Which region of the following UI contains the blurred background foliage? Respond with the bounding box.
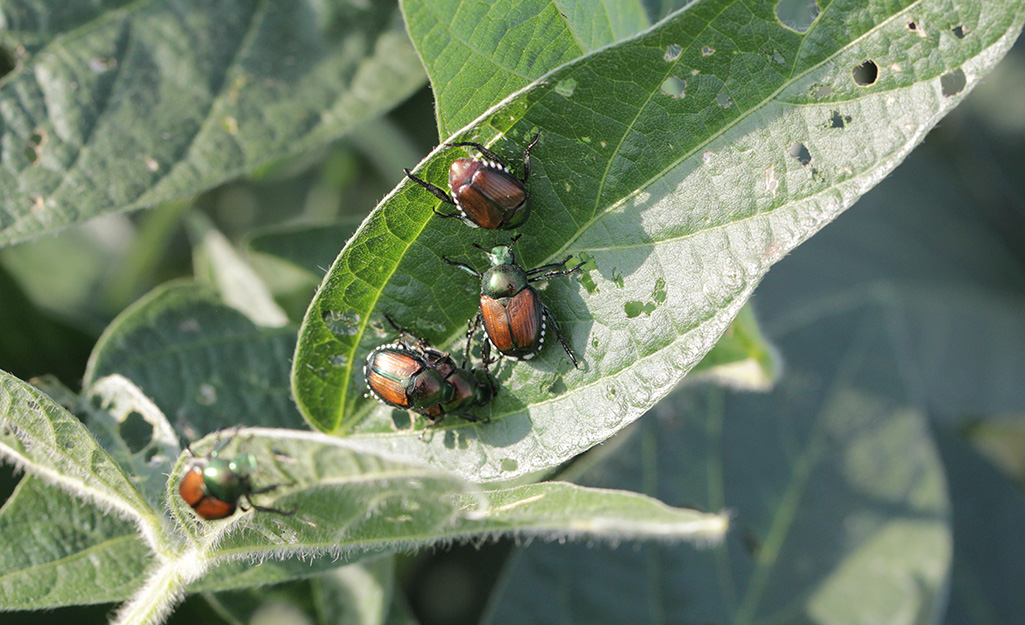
[1,11,1024,625]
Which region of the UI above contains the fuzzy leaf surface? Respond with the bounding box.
[294,0,1025,481]
[0,476,148,609]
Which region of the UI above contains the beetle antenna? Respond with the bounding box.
[471,243,488,253]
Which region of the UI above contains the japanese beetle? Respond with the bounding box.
[443,235,584,368]
[403,134,540,230]
[179,431,295,520]
[364,315,496,424]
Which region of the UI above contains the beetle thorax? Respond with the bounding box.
[482,264,527,297]
[449,158,476,188]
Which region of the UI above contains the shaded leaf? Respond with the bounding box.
[482,292,950,624]
[690,303,779,391]
[203,559,395,625]
[84,281,303,437]
[0,0,425,246]
[935,428,1025,625]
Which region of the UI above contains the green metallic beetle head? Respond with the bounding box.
[201,453,256,504]
[486,244,516,267]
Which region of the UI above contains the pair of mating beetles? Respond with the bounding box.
[364,134,584,425]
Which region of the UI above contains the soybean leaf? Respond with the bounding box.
[402,0,654,136]
[294,0,1025,481]
[935,429,1025,625]
[0,370,164,547]
[84,281,303,438]
[759,142,1025,423]
[246,221,363,280]
[202,559,396,625]
[0,475,148,609]
[475,482,726,540]
[481,298,950,624]
[0,0,424,247]
[690,304,779,391]
[187,213,289,329]
[109,427,715,621]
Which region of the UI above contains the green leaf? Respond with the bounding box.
[84,375,182,507]
[481,305,950,623]
[246,221,363,280]
[0,370,161,540]
[475,482,726,539]
[402,0,654,136]
[0,1,425,247]
[759,149,1025,422]
[690,303,779,391]
[293,0,1025,481]
[0,476,148,609]
[934,429,1025,625]
[187,212,289,328]
[203,559,396,625]
[84,281,303,436]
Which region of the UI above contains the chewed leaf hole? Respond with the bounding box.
[811,84,832,98]
[952,25,966,39]
[776,0,820,33]
[120,411,154,454]
[941,69,966,96]
[788,143,812,166]
[853,60,878,86]
[555,77,577,97]
[716,92,732,108]
[660,76,687,99]
[664,44,682,62]
[828,110,852,128]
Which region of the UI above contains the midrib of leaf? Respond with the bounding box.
[0,435,170,552]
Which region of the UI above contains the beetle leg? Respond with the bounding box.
[462,313,483,368]
[521,133,540,182]
[447,141,505,166]
[442,256,483,278]
[404,168,456,205]
[526,255,574,276]
[543,306,581,369]
[457,412,490,424]
[244,494,298,516]
[383,313,431,350]
[528,260,586,283]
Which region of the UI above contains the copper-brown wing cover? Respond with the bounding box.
[481,289,539,355]
[367,350,422,407]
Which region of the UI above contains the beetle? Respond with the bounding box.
[443,235,584,368]
[364,315,496,424]
[403,133,540,230]
[179,430,296,520]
